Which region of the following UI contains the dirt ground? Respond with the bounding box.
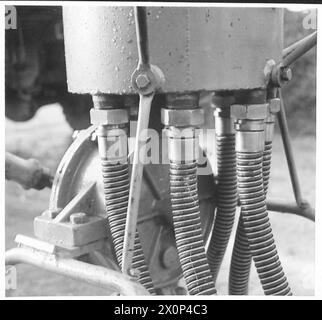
[5,103,315,296]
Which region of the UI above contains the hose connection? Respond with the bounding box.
[91,94,156,294]
[161,93,217,295]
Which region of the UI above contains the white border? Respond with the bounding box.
[0,1,320,301]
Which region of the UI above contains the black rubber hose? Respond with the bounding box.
[234,151,292,295]
[207,133,237,283]
[229,141,274,295]
[170,160,217,295]
[101,159,156,295]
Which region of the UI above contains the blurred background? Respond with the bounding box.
[283,8,316,136]
[5,7,316,296]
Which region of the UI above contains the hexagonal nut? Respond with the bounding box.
[70,212,88,225]
[230,103,269,120]
[281,68,292,82]
[135,74,150,89]
[90,108,129,126]
[268,98,281,114]
[161,108,204,127]
[131,69,155,95]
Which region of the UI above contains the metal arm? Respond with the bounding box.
[283,31,317,68]
[122,7,164,275]
[276,88,315,220]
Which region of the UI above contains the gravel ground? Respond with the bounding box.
[5,103,315,296]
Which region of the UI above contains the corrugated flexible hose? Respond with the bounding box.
[170,160,217,295]
[230,151,292,295]
[229,141,273,294]
[101,158,156,294]
[207,133,237,283]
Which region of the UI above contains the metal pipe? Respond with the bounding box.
[277,89,305,207]
[5,247,149,296]
[283,32,317,67]
[267,201,315,222]
[236,197,315,221]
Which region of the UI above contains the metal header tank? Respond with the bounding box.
[63,7,283,94]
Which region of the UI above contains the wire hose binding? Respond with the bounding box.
[263,141,273,194]
[235,151,292,295]
[169,160,217,295]
[101,159,156,294]
[229,216,252,295]
[229,141,275,295]
[207,133,237,283]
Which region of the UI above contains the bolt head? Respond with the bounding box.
[70,212,88,225]
[135,74,150,89]
[281,68,292,82]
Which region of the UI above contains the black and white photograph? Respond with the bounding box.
[2,2,319,303]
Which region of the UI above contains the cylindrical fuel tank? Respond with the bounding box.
[63,7,283,94]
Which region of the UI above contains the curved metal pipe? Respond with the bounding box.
[5,247,149,296]
[277,89,306,208]
[267,201,315,222]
